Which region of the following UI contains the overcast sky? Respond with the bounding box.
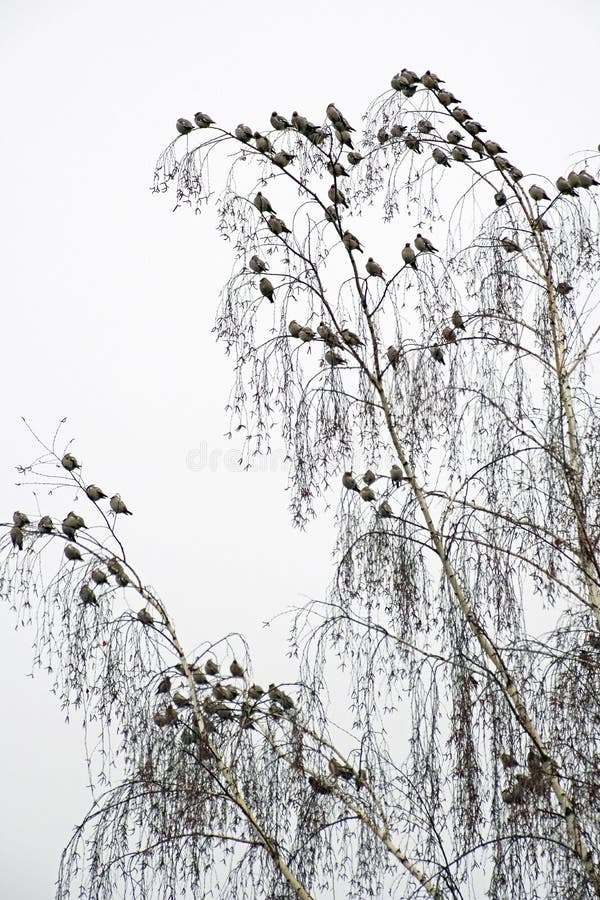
[1,0,599,896]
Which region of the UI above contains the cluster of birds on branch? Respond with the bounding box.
[340,463,411,516]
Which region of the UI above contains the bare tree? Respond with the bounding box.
[4,70,600,898]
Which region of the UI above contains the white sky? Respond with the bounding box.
[1,0,599,896]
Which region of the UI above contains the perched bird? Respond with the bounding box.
[176,118,194,135]
[194,111,214,129]
[259,276,275,303]
[451,107,472,123]
[37,515,53,534]
[110,494,132,515]
[254,132,272,153]
[451,147,470,162]
[529,184,550,202]
[62,512,86,539]
[391,72,407,90]
[451,310,466,331]
[484,140,505,156]
[91,568,108,585]
[578,170,600,188]
[464,120,486,136]
[567,171,581,189]
[267,216,291,236]
[438,89,460,106]
[400,68,419,84]
[341,328,363,348]
[386,345,400,368]
[79,584,97,606]
[317,322,342,347]
[324,349,346,366]
[442,326,457,343]
[556,176,577,196]
[268,683,295,709]
[205,659,219,676]
[272,151,295,168]
[363,469,377,485]
[415,234,438,253]
[432,147,450,167]
[360,486,376,502]
[64,543,83,561]
[501,236,521,254]
[137,608,154,625]
[249,254,268,273]
[289,320,303,338]
[494,191,507,207]
[61,453,80,471]
[291,111,308,133]
[347,151,364,165]
[173,690,191,707]
[327,161,349,178]
[324,205,339,223]
[509,166,523,182]
[247,684,264,699]
[532,216,551,232]
[212,683,232,701]
[366,257,384,278]
[298,326,315,342]
[13,511,30,527]
[193,670,209,685]
[335,129,354,149]
[326,103,354,131]
[377,127,389,144]
[328,184,348,207]
[107,557,125,576]
[390,123,407,138]
[230,659,245,678]
[10,525,23,550]
[270,111,290,130]
[329,757,354,779]
[470,138,485,158]
[235,123,253,143]
[390,464,404,485]
[404,134,422,153]
[556,282,573,296]
[378,500,393,518]
[417,119,434,134]
[446,130,462,145]
[342,230,363,253]
[342,471,360,492]
[86,484,107,502]
[421,70,440,90]
[430,345,445,364]
[401,243,417,269]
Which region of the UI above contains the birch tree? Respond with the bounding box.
[3,69,600,898]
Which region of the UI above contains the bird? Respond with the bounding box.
[471,138,485,158]
[567,171,581,189]
[62,512,86,539]
[328,184,348,207]
[532,216,552,232]
[342,471,360,492]
[230,659,245,678]
[173,690,191,707]
[378,500,393,518]
[254,133,272,153]
[194,111,214,128]
[402,244,417,269]
[363,469,377,485]
[464,120,486,136]
[387,345,400,368]
[335,129,354,149]
[529,184,550,202]
[377,127,389,145]
[289,320,303,338]
[342,230,363,253]
[327,161,349,178]
[79,584,97,606]
[341,328,363,348]
[421,71,440,90]
[417,119,434,135]
[64,544,83,561]
[578,170,600,188]
[415,234,438,253]
[291,111,308,133]
[360,486,376,502]
[451,310,466,331]
[556,176,577,196]
[366,257,384,278]
[390,123,407,138]
[235,124,253,143]
[324,350,347,366]
[451,107,472,123]
[247,684,264,699]
[268,683,294,709]
[61,453,80,471]
[212,683,232,701]
[10,525,23,550]
[91,568,108,585]
[451,147,470,162]
[329,757,354,779]
[193,670,209,685]
[272,151,294,168]
[484,140,505,156]
[442,326,457,343]
[298,327,315,342]
[317,322,342,347]
[347,151,363,165]
[391,72,407,90]
[37,515,53,534]
[270,111,290,130]
[390,464,404,485]
[432,147,450,167]
[259,276,275,303]
[86,484,107,502]
[438,90,460,106]
[205,659,219,676]
[13,511,30,527]
[136,608,153,625]
[430,345,445,364]
[110,494,132,515]
[176,118,194,135]
[446,130,462,145]
[249,254,268,273]
[494,191,507,206]
[326,103,354,131]
[404,134,421,153]
[509,166,524,182]
[324,205,339,223]
[556,282,573,296]
[501,236,521,253]
[267,216,291,236]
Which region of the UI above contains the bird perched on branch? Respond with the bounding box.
[438,89,460,106]
[267,216,291,236]
[62,512,86,539]
[230,659,245,678]
[298,327,315,342]
[342,471,360,492]
[387,345,400,368]
[442,326,457,344]
[329,757,354,779]
[259,277,275,303]
[501,236,521,254]
[326,103,354,132]
[556,176,577,196]
[430,345,445,364]
[529,184,550,202]
[451,147,470,162]
[379,500,393,518]
[272,151,295,168]
[64,543,83,561]
[484,140,505,156]
[347,151,363,165]
[235,123,253,143]
[62,453,80,471]
[268,683,294,709]
[328,184,348,208]
[366,257,384,278]
[401,244,417,269]
[254,132,272,153]
[578,170,600,188]
[270,111,290,130]
[324,349,346,366]
[176,118,194,135]
[390,123,407,139]
[194,111,214,129]
[249,254,268,273]
[360,486,376,502]
[110,494,132,515]
[318,322,343,347]
[13,511,30,527]
[10,525,23,550]
[205,659,219,676]
[91,568,108,585]
[415,234,438,254]
[79,584,97,606]
[451,107,472,123]
[464,120,486,136]
[38,515,53,534]
[342,231,363,253]
[432,147,450,167]
[452,310,466,331]
[341,328,363,348]
[446,130,462,145]
[327,161,349,178]
[254,192,276,215]
[404,134,421,153]
[377,127,389,145]
[289,320,303,338]
[363,469,377,485]
[86,484,107,502]
[390,464,404,485]
[335,129,354,149]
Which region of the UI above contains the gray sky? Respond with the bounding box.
[1,0,599,896]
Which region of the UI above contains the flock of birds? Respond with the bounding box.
[173,70,597,375]
[340,463,412,516]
